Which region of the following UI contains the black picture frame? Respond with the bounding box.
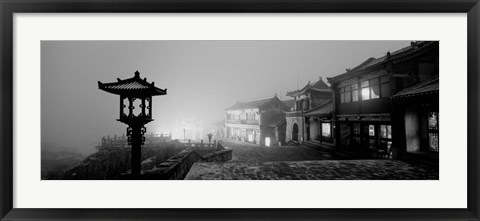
[1,0,479,220]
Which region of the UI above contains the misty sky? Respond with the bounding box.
[41,40,410,154]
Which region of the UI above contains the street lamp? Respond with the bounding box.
[98,70,167,177]
[207,133,213,144]
[183,128,186,141]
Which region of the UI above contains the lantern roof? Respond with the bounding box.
[98,71,167,96]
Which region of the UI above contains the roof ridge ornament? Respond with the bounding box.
[98,70,167,96]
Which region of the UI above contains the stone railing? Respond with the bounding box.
[133,147,233,180]
[201,149,233,162]
[140,150,202,180]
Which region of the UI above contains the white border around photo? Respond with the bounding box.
[13,13,467,208]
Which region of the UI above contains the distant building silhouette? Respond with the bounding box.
[285,77,333,147]
[224,95,290,146]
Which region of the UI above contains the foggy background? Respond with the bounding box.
[41,40,409,155]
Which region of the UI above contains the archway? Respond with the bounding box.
[292,123,299,142]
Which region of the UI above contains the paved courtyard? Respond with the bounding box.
[185,140,439,180]
[224,140,334,163]
[185,160,438,180]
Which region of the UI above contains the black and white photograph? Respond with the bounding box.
[41,40,439,180]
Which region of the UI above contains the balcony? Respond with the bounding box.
[226,119,259,125]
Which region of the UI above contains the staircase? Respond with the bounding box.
[285,140,299,146]
[303,140,331,151]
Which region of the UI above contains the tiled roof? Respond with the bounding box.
[103,81,151,90]
[98,71,167,96]
[282,99,296,110]
[349,45,414,73]
[303,100,333,117]
[392,78,439,99]
[286,77,330,97]
[226,97,274,111]
[328,41,438,83]
[310,77,330,90]
[350,57,382,72]
[264,114,286,127]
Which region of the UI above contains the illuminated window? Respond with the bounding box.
[379,125,392,155]
[340,84,358,104]
[361,78,383,100]
[369,125,375,136]
[428,112,439,152]
[370,78,379,99]
[429,133,439,152]
[380,125,392,139]
[321,122,333,143]
[322,123,331,137]
[428,112,439,130]
[371,85,380,99]
[352,84,359,102]
[361,87,370,100]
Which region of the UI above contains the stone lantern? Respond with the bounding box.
[98,70,167,176]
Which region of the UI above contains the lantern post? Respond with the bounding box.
[98,71,167,177]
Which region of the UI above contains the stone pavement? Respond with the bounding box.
[184,140,438,180]
[223,140,334,163]
[185,160,439,180]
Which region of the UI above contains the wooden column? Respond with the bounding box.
[141,97,146,116]
[130,124,142,176]
[128,97,133,117]
[120,96,124,119]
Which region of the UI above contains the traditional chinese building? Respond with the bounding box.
[285,77,334,148]
[225,95,290,146]
[327,41,439,158]
[391,77,439,154]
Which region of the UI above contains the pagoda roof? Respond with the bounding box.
[264,114,286,127]
[226,97,273,111]
[328,41,438,84]
[303,100,333,117]
[98,71,167,96]
[282,99,296,111]
[392,77,438,99]
[286,77,330,97]
[226,96,288,111]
